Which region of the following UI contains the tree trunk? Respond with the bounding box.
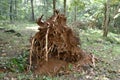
[0,0,1,15]
[113,3,120,27]
[10,0,13,22]
[74,5,77,21]
[44,0,48,19]
[31,0,35,21]
[46,0,48,18]
[53,0,56,15]
[14,0,17,20]
[64,0,66,15]
[103,0,110,37]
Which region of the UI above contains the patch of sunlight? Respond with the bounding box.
[26,26,39,31]
[107,32,120,44]
[112,45,120,55]
[86,29,102,34]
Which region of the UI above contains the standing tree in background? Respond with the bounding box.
[44,0,49,19]
[14,0,17,20]
[64,0,66,15]
[103,0,110,37]
[10,0,13,22]
[53,0,56,15]
[46,0,48,19]
[31,0,35,21]
[74,4,77,21]
[69,0,85,22]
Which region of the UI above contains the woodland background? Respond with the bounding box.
[0,0,120,35]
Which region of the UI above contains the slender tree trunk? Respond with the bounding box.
[64,0,66,15]
[46,0,48,19]
[44,0,46,18]
[0,0,1,15]
[113,3,120,27]
[31,0,35,21]
[53,0,56,15]
[10,0,13,22]
[103,0,110,37]
[14,0,17,20]
[44,0,48,19]
[74,5,77,21]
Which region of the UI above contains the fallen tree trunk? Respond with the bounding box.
[29,10,95,76]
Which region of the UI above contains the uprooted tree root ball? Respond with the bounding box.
[29,10,96,76]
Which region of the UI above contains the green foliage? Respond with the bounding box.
[6,50,28,72]
[70,0,85,9]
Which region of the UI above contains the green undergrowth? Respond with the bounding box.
[80,29,120,61]
[0,50,28,72]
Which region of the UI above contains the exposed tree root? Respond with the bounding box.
[29,10,96,75]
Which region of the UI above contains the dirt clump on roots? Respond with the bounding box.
[29,10,95,76]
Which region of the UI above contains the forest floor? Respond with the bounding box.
[0,22,120,80]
